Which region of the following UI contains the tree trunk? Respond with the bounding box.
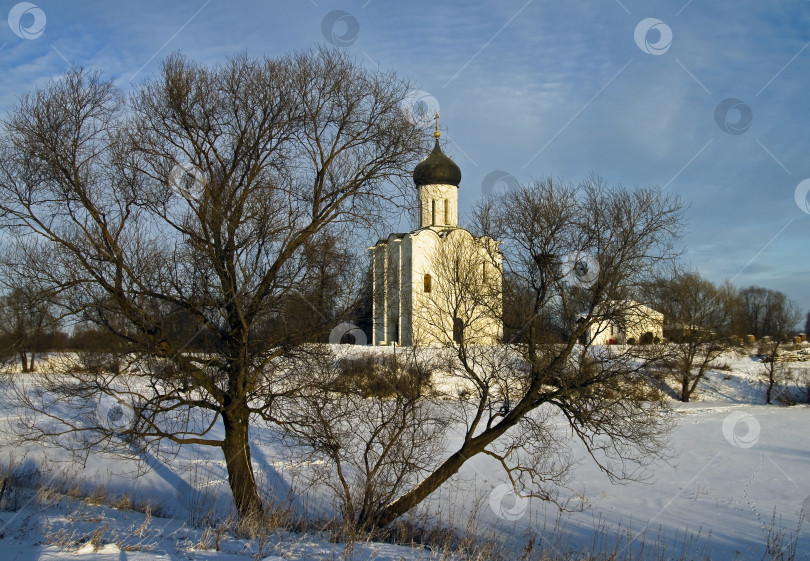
[681,373,691,402]
[371,397,531,528]
[765,342,781,405]
[370,449,470,528]
[222,407,263,519]
[19,351,28,373]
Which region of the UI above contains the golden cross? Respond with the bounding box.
[434,112,440,138]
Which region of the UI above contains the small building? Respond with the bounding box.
[583,301,664,345]
[369,121,502,346]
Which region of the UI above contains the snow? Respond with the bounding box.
[2,348,810,560]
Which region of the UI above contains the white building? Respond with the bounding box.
[583,301,664,345]
[369,124,502,346]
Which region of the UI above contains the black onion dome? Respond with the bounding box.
[413,139,461,187]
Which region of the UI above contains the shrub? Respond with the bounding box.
[330,354,432,398]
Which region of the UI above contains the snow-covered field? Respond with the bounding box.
[1,347,809,560]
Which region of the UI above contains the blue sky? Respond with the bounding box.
[1,0,808,317]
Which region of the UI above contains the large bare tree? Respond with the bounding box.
[0,48,425,518]
[368,176,684,527]
[284,176,684,529]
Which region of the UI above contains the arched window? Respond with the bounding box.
[482,261,487,282]
[424,274,432,293]
[431,200,436,225]
[444,199,450,224]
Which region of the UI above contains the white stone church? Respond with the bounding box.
[370,124,502,346]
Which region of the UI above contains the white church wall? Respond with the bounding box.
[385,237,402,345]
[371,227,503,347]
[372,244,387,345]
[400,235,414,346]
[410,229,446,346]
[444,229,503,345]
[410,229,503,346]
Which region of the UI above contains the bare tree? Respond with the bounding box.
[348,176,685,528]
[275,348,446,533]
[751,290,802,404]
[0,49,425,518]
[739,286,797,340]
[0,286,58,372]
[646,272,731,402]
[275,226,364,343]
